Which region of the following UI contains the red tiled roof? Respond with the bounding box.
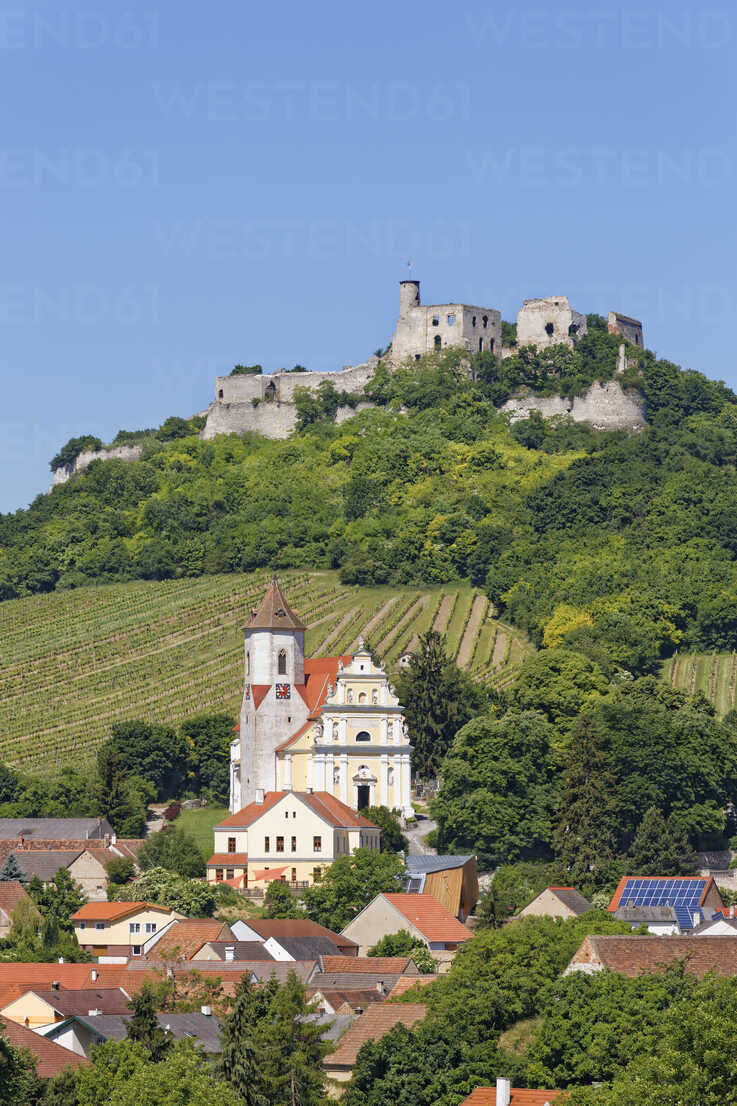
[146,920,234,962]
[461,1089,565,1105]
[72,902,171,922]
[388,976,434,998]
[216,791,378,831]
[0,1015,88,1078]
[0,881,31,919]
[608,875,713,912]
[0,965,160,1007]
[245,577,307,631]
[571,934,737,978]
[326,1004,427,1068]
[251,684,271,710]
[310,988,385,1012]
[320,956,417,975]
[206,854,248,866]
[382,894,474,944]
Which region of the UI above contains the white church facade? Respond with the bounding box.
[229,577,414,819]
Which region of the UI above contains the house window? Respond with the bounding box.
[356,730,371,742]
[285,811,289,819]
[264,837,270,852]
[228,837,236,853]
[291,836,297,852]
[226,868,234,880]
[447,313,455,325]
[414,354,421,361]
[292,811,297,818]
[276,836,284,853]
[129,923,141,934]
[313,867,322,882]
[215,869,224,882]
[278,649,287,675]
[133,944,141,955]
[79,922,85,930]
[145,923,157,934]
[291,868,297,883]
[95,922,105,931]
[313,836,322,852]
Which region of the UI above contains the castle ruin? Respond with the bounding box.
[516,295,588,350]
[390,279,502,361]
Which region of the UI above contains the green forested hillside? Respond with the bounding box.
[0,570,529,770]
[2,328,737,689]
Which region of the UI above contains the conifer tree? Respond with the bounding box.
[630,806,697,876]
[554,714,619,888]
[126,984,171,1062]
[0,853,26,884]
[218,977,269,1106]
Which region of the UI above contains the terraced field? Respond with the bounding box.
[0,572,533,771]
[663,652,737,716]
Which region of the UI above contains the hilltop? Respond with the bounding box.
[0,570,530,771]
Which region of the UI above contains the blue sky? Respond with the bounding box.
[1,0,735,512]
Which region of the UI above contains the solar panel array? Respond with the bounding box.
[619,878,707,928]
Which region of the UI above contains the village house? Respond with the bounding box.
[461,1082,565,1106]
[323,1002,427,1084]
[0,1015,89,1079]
[518,885,592,922]
[0,986,132,1029]
[565,934,737,978]
[607,875,724,931]
[71,902,184,959]
[340,893,473,960]
[0,881,35,938]
[37,1011,224,1061]
[404,854,479,921]
[230,916,358,956]
[207,789,380,888]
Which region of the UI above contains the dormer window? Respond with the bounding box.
[278,649,287,676]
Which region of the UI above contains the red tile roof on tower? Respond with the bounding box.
[245,576,307,631]
[216,792,378,831]
[381,894,474,944]
[0,1015,89,1077]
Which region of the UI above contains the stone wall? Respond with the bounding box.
[390,279,502,363]
[501,380,646,431]
[51,443,144,488]
[608,310,644,348]
[516,296,587,349]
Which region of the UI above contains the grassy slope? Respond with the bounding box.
[176,805,230,861]
[663,652,737,716]
[0,570,533,772]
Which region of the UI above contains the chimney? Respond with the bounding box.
[496,1078,511,1106]
[51,981,60,991]
[201,1004,212,1017]
[255,789,265,805]
[87,1009,101,1017]
[225,945,235,962]
[375,980,385,994]
[112,832,117,845]
[104,834,110,847]
[91,969,98,982]
[57,957,64,965]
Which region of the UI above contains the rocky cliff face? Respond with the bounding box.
[50,443,144,488]
[501,381,646,431]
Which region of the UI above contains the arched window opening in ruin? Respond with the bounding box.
[478,338,483,351]
[432,315,439,326]
[472,315,476,326]
[569,323,579,336]
[482,315,488,328]
[414,354,421,361]
[218,389,224,399]
[447,313,455,325]
[434,334,442,350]
[490,338,495,352]
[278,649,287,675]
[545,322,555,336]
[265,381,276,402]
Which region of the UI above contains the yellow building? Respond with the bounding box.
[71,901,183,958]
[231,577,414,817]
[206,790,380,887]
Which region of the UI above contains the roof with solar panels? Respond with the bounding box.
[608,875,723,929]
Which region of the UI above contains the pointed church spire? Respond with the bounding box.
[245,575,306,631]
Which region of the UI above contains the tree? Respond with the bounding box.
[433,711,558,867]
[218,977,268,1106]
[553,714,620,891]
[368,931,435,973]
[6,898,43,959]
[126,984,172,1061]
[0,1028,44,1106]
[114,867,217,917]
[475,861,568,929]
[262,880,305,920]
[100,721,189,802]
[30,868,86,931]
[396,631,488,778]
[105,856,135,890]
[74,1039,240,1106]
[302,849,406,931]
[180,714,235,805]
[0,854,26,884]
[137,827,206,879]
[358,806,408,853]
[630,806,697,876]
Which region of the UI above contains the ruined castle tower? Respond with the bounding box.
[236,576,309,808]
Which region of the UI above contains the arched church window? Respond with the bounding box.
[278,649,287,676]
[356,730,371,742]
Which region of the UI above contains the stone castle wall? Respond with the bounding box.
[50,443,144,488]
[501,380,646,431]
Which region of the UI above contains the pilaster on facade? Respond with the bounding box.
[340,753,348,804]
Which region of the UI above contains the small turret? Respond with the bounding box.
[399,279,420,314]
